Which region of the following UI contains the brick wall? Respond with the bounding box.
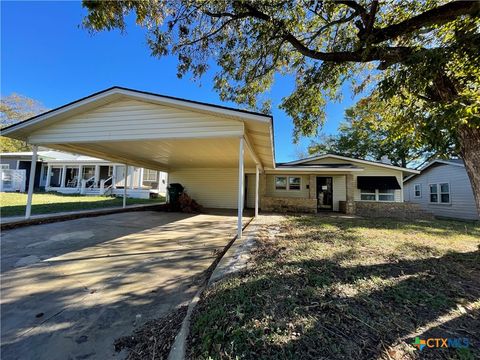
[339,201,433,220]
[261,196,317,213]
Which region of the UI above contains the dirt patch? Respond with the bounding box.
[114,306,188,360]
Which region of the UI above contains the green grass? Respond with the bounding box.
[0,192,165,217]
[189,215,480,360]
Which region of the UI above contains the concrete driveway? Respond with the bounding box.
[1,211,249,360]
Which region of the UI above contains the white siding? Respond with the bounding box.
[28,99,244,143]
[404,164,479,220]
[168,168,239,209]
[332,175,346,211]
[265,174,310,198]
[246,174,257,208]
[303,158,403,202]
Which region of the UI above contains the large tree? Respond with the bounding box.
[82,0,480,213]
[0,94,47,152]
[309,93,457,168]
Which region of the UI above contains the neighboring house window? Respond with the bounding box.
[288,177,301,190]
[361,189,396,201]
[0,164,9,169]
[144,169,157,182]
[275,176,287,190]
[414,184,421,198]
[429,183,450,204]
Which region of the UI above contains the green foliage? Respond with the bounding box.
[82,1,480,141]
[309,93,457,167]
[1,93,47,152]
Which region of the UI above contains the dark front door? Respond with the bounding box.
[316,177,333,211]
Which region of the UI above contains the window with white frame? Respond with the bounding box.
[430,183,450,204]
[144,169,157,182]
[360,189,396,201]
[288,176,301,190]
[414,184,422,198]
[275,176,287,190]
[0,164,9,169]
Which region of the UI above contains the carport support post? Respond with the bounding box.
[25,145,38,219]
[255,165,259,217]
[123,164,128,208]
[237,138,244,238]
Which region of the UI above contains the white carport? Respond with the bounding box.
[2,87,275,238]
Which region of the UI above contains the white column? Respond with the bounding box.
[138,168,144,188]
[255,165,260,217]
[129,167,134,190]
[45,164,52,188]
[123,164,128,208]
[94,165,100,187]
[60,165,67,188]
[157,171,161,192]
[112,166,117,189]
[77,165,83,188]
[237,138,244,238]
[25,145,38,219]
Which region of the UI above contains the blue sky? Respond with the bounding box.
[1,1,359,162]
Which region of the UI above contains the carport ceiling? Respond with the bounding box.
[53,137,257,171]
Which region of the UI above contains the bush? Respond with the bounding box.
[178,192,203,213]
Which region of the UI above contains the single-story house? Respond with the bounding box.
[0,150,167,198]
[404,159,479,221]
[1,86,421,236]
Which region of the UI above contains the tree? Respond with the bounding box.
[81,1,480,213]
[1,94,47,152]
[309,93,456,168]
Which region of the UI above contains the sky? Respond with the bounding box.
[1,1,360,162]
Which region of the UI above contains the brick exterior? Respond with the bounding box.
[261,196,317,213]
[339,201,433,220]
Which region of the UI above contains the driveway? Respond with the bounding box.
[0,211,250,360]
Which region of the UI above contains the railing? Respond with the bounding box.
[100,176,114,196]
[80,176,97,195]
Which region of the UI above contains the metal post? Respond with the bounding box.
[255,165,260,217]
[25,145,38,219]
[123,164,128,208]
[237,138,244,238]
[129,167,134,190]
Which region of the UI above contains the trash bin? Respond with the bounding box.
[167,183,184,210]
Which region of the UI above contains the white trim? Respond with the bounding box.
[360,189,396,202]
[268,167,364,173]
[25,145,38,219]
[428,182,451,205]
[255,165,259,217]
[283,154,420,174]
[414,183,422,198]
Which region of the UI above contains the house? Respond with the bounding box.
[0,150,167,198]
[404,159,479,221]
[1,86,422,236]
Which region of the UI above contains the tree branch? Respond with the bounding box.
[368,1,480,43]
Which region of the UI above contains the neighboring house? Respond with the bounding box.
[404,159,479,221]
[0,150,167,198]
[1,87,423,236]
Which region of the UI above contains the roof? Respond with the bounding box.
[282,154,419,174]
[1,86,272,135]
[404,158,464,183]
[0,150,103,162]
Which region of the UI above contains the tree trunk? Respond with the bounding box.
[458,124,480,217]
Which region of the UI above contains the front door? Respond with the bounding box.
[316,177,333,211]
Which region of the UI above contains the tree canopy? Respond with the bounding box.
[82,0,480,212]
[0,94,47,152]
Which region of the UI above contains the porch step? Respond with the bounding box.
[84,189,102,195]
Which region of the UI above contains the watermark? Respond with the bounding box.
[412,336,470,351]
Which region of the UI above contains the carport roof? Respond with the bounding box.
[2,87,275,171]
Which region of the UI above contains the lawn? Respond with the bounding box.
[189,215,480,360]
[0,192,165,218]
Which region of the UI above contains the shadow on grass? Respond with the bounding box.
[188,219,480,359]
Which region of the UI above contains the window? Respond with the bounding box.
[430,183,450,204]
[144,169,157,182]
[361,189,396,201]
[360,190,376,201]
[414,184,421,198]
[0,164,9,170]
[275,176,287,190]
[288,177,301,190]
